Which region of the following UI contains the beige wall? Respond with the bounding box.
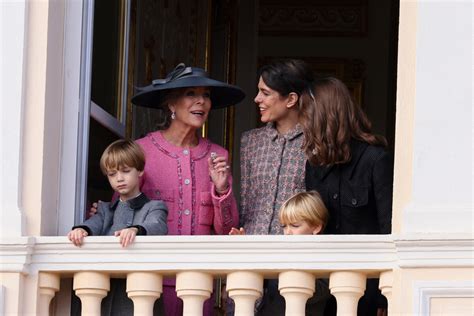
[430,297,473,315]
[392,0,417,234]
[392,268,474,315]
[0,273,24,315]
[21,0,65,236]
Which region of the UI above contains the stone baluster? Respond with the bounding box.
[126,272,163,316]
[226,271,263,316]
[73,271,110,316]
[379,270,393,313]
[279,271,315,316]
[38,272,60,316]
[329,271,366,316]
[176,271,213,316]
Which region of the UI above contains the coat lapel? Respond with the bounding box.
[344,139,368,179]
[311,163,334,181]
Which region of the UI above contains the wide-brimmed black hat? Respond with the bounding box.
[131,63,245,109]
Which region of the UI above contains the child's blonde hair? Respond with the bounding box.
[99,139,145,175]
[279,191,329,232]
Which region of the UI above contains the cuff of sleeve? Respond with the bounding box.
[128,225,147,235]
[211,183,232,200]
[72,225,92,236]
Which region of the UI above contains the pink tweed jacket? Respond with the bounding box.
[136,131,238,235]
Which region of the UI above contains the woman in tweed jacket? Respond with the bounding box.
[231,59,324,316]
[238,59,314,235]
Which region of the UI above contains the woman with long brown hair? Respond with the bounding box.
[303,76,392,315]
[303,76,392,234]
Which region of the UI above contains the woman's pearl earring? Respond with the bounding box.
[171,112,176,120]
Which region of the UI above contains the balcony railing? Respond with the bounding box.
[1,234,471,315]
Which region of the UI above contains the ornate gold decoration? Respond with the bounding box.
[259,0,368,37]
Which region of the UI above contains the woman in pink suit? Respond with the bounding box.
[131,63,245,315]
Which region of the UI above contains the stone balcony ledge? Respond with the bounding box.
[1,234,472,275]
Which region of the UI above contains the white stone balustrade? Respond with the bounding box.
[227,271,263,316]
[127,272,163,316]
[176,271,213,316]
[73,271,110,316]
[379,270,393,313]
[39,269,376,316]
[38,272,60,316]
[329,271,366,316]
[279,270,315,316]
[2,234,470,315]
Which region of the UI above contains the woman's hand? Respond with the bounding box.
[114,227,138,248]
[88,201,100,218]
[208,152,230,195]
[229,227,246,235]
[67,228,88,247]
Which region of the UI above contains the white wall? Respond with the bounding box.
[403,0,473,233]
[0,0,27,237]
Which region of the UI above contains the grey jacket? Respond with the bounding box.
[75,193,168,236]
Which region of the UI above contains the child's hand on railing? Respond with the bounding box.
[67,228,88,247]
[114,227,138,248]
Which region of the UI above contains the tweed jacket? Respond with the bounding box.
[240,123,306,235]
[75,193,168,236]
[305,139,393,234]
[136,131,239,236]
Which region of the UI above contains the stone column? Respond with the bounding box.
[176,271,213,316]
[73,271,110,316]
[279,271,315,316]
[329,271,366,316]
[226,271,263,316]
[38,272,60,316]
[379,270,393,313]
[126,272,163,316]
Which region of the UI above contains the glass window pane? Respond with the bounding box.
[86,118,120,219]
[91,0,122,118]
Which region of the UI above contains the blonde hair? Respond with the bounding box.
[99,139,145,174]
[279,191,329,232]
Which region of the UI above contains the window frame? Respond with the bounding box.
[58,0,131,234]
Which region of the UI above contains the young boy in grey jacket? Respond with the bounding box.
[68,139,168,247]
[68,139,168,315]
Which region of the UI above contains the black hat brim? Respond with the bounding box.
[131,76,245,110]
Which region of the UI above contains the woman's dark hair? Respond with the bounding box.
[302,77,387,166]
[259,59,314,98]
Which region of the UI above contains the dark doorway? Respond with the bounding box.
[84,0,400,219]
